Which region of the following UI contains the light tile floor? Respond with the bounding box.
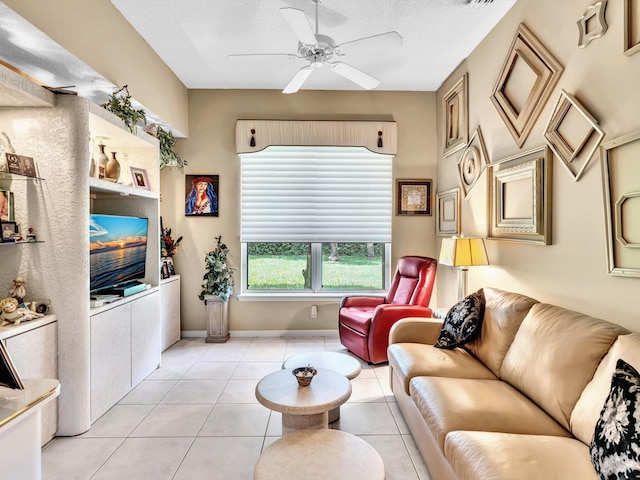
[42,336,431,480]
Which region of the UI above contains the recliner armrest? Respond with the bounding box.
[389,316,444,345]
[340,295,386,309]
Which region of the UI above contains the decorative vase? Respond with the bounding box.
[204,294,229,343]
[96,143,109,178]
[106,151,121,181]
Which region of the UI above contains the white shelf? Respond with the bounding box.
[89,177,159,199]
[0,65,55,108]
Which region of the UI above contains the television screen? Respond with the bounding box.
[90,214,149,293]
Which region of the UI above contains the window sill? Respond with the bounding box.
[237,291,386,302]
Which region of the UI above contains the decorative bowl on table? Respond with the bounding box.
[292,366,317,387]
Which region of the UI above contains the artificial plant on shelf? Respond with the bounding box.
[156,125,187,173]
[198,235,235,302]
[161,225,182,259]
[101,85,147,133]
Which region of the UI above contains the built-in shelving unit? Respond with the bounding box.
[0,64,161,437]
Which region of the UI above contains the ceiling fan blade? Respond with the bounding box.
[280,7,317,45]
[328,62,380,90]
[228,53,299,60]
[335,31,403,54]
[283,64,314,94]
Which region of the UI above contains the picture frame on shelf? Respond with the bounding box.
[442,74,469,157]
[1,221,18,241]
[601,128,640,277]
[5,153,36,178]
[0,188,14,222]
[396,179,432,216]
[0,340,24,390]
[577,1,608,48]
[491,23,564,148]
[624,0,640,56]
[543,89,604,181]
[185,175,219,217]
[5,153,22,175]
[458,126,489,201]
[435,188,460,237]
[130,166,151,190]
[487,146,552,245]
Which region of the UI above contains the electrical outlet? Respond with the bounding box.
[311,305,318,318]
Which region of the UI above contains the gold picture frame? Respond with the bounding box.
[396,179,432,216]
[543,90,605,181]
[488,146,552,245]
[601,129,640,276]
[491,24,564,148]
[442,74,468,157]
[458,126,489,201]
[436,188,460,237]
[577,1,608,48]
[624,0,640,56]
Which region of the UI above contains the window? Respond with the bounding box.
[240,146,392,296]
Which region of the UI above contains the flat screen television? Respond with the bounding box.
[89,214,149,293]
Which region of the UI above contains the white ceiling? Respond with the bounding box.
[111,0,517,92]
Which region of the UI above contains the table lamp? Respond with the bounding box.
[439,236,489,301]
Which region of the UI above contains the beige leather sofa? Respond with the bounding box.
[388,287,640,480]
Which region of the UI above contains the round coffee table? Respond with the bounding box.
[283,351,361,422]
[255,368,351,436]
[254,429,385,480]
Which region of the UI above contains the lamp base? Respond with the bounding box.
[457,268,469,302]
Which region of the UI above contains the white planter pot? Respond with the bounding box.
[204,295,229,343]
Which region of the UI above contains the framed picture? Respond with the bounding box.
[487,146,552,245]
[624,0,640,56]
[436,188,461,236]
[0,188,14,222]
[442,74,468,157]
[458,126,489,201]
[1,221,18,241]
[491,23,563,148]
[185,175,219,217]
[601,128,640,276]
[577,1,608,48]
[543,90,605,181]
[5,153,22,175]
[130,166,151,190]
[396,179,432,215]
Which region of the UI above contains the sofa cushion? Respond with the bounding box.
[589,359,640,480]
[409,376,570,451]
[464,288,538,377]
[444,431,599,480]
[571,334,640,445]
[434,289,485,349]
[388,343,496,395]
[500,303,629,431]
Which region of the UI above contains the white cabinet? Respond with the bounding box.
[160,275,181,351]
[2,318,58,445]
[131,291,161,385]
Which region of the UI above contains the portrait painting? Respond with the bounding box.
[185,174,219,217]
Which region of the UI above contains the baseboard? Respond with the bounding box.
[180,329,339,338]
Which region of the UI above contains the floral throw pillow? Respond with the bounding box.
[434,289,485,349]
[590,359,640,480]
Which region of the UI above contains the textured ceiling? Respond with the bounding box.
[111,0,517,91]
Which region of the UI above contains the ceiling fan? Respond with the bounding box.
[228,0,403,94]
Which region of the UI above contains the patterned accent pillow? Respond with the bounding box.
[434,289,485,349]
[590,359,640,480]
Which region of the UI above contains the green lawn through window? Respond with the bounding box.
[248,255,383,290]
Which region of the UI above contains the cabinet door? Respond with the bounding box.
[5,322,58,445]
[90,304,132,423]
[160,276,181,351]
[131,291,161,386]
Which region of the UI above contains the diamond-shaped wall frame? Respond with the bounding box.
[543,90,605,181]
[491,23,564,148]
[577,1,608,48]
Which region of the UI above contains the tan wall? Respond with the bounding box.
[5,0,189,135]
[161,89,437,332]
[436,0,640,331]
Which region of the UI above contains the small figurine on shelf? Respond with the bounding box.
[0,297,43,326]
[9,276,27,304]
[26,227,36,242]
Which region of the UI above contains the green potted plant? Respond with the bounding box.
[199,235,235,343]
[156,125,187,173]
[101,85,147,133]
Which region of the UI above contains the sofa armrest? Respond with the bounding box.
[389,317,444,345]
[340,295,386,309]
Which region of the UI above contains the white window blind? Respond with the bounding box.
[240,146,393,243]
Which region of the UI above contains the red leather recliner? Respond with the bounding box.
[338,255,437,364]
